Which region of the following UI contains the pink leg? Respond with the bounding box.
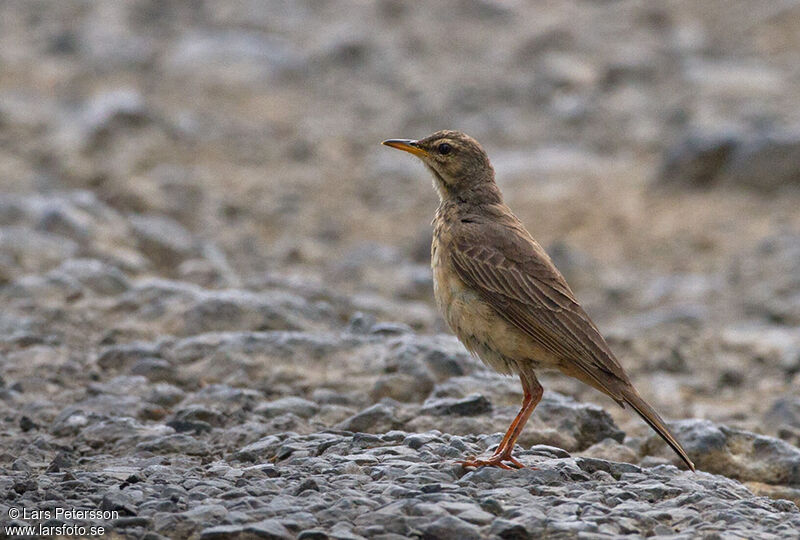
[459,372,543,469]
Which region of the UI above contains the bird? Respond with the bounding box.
[382,130,695,471]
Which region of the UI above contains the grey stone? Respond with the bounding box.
[722,132,800,190]
[54,258,129,295]
[346,312,377,334]
[645,419,800,482]
[51,409,90,437]
[83,89,148,136]
[77,416,172,450]
[579,438,639,465]
[146,383,186,407]
[658,132,738,187]
[488,518,532,539]
[659,130,800,191]
[168,405,225,432]
[231,436,282,462]
[421,515,481,540]
[370,322,414,336]
[96,342,162,371]
[129,214,195,267]
[765,396,800,429]
[384,335,480,382]
[298,531,330,540]
[200,519,292,539]
[130,357,176,382]
[136,434,209,456]
[420,394,492,416]
[165,31,306,84]
[337,403,398,433]
[256,397,320,419]
[536,393,625,451]
[101,490,138,516]
[371,373,433,403]
[0,227,79,274]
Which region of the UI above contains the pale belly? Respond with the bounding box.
[432,247,560,376]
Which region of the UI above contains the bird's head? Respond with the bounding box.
[382,130,496,202]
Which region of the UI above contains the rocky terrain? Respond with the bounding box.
[1,0,800,538]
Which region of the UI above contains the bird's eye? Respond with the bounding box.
[437,142,452,155]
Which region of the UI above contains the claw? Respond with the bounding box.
[458,453,525,470]
[503,455,526,469]
[458,457,513,469]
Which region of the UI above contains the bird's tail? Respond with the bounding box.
[621,386,695,471]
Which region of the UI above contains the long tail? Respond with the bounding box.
[621,387,695,471]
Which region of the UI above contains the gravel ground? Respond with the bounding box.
[1,1,800,538]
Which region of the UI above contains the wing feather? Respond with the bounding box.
[449,222,630,397]
[443,212,695,470]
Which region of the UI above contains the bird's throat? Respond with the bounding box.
[426,165,450,202]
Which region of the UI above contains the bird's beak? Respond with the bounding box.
[382,139,428,158]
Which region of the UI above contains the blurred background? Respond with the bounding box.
[1,1,799,446]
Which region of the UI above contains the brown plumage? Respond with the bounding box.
[383,130,695,471]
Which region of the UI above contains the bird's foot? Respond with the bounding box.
[457,453,531,470]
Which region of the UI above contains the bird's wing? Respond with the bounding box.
[449,220,630,399]
[449,216,696,471]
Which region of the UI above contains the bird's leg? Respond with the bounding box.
[459,373,543,469]
[490,390,533,457]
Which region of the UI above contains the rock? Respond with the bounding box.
[337,403,398,433]
[422,515,482,540]
[644,419,800,483]
[129,214,195,267]
[722,133,800,190]
[658,130,800,191]
[115,281,328,337]
[370,373,433,403]
[53,258,129,295]
[230,435,282,462]
[765,396,800,429]
[200,519,292,540]
[488,518,531,540]
[658,132,738,187]
[0,227,79,274]
[346,312,377,334]
[82,89,149,143]
[165,504,229,537]
[129,357,176,382]
[101,490,138,516]
[77,417,173,450]
[745,482,800,508]
[420,394,492,416]
[146,383,186,407]
[164,31,306,85]
[169,405,226,430]
[370,321,414,336]
[383,334,480,381]
[536,393,625,451]
[256,397,320,419]
[579,438,639,464]
[178,258,226,288]
[96,342,162,371]
[36,202,92,240]
[51,409,90,437]
[136,434,209,456]
[3,272,83,304]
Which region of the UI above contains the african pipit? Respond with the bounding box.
[383,130,694,471]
